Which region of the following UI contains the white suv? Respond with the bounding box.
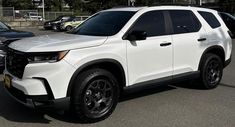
[3,6,232,122]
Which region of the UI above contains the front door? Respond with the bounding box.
[126,10,173,85]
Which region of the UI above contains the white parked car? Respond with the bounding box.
[3,6,232,122]
[24,12,43,21]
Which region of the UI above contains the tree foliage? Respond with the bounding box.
[2,0,235,14]
[3,0,33,9]
[218,0,235,14]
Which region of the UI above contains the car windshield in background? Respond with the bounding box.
[66,17,75,21]
[71,11,136,36]
[0,22,9,31]
[30,13,38,16]
[55,16,64,20]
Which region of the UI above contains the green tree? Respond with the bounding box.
[3,0,33,9]
[218,0,235,14]
[63,0,127,13]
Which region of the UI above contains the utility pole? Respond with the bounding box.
[42,0,45,20]
[199,0,202,6]
[0,0,2,17]
[128,0,135,6]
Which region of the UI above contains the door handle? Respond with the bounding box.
[160,42,172,47]
[197,38,207,41]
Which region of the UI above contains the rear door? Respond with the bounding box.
[168,10,208,75]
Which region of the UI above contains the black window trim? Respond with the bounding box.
[123,10,171,40]
[167,10,202,35]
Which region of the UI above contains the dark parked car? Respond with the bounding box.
[0,21,34,70]
[219,12,235,38]
[44,15,75,30]
[0,21,34,41]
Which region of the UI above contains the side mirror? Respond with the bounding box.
[125,31,147,41]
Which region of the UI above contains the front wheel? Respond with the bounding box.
[66,26,73,31]
[71,68,119,122]
[199,53,223,89]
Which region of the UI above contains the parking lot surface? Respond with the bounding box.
[0,28,234,127]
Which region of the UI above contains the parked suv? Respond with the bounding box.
[219,12,235,38]
[3,6,232,122]
[24,12,43,21]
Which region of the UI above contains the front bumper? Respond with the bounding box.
[3,81,70,109]
[60,25,66,31]
[3,58,76,109]
[44,24,52,29]
[3,71,71,110]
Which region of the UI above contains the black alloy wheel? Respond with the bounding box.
[200,53,223,89]
[71,68,119,122]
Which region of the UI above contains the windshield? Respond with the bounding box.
[55,16,63,20]
[67,16,76,21]
[0,22,9,31]
[30,13,38,16]
[71,11,136,36]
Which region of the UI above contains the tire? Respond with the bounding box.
[66,26,73,31]
[199,53,223,89]
[71,68,119,122]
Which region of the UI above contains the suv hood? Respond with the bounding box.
[8,33,108,52]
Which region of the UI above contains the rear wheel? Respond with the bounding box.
[71,68,119,122]
[199,53,223,89]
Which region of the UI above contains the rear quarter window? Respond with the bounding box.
[198,11,221,29]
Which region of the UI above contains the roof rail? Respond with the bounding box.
[149,3,201,7]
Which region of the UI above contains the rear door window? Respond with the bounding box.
[169,10,201,34]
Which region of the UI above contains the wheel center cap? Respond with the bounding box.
[95,92,102,99]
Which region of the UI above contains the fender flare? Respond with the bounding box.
[66,58,126,97]
[198,45,225,70]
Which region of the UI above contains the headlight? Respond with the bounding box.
[27,51,69,63]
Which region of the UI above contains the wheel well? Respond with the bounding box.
[67,59,126,97]
[199,46,225,70]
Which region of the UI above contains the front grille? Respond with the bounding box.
[6,48,28,78]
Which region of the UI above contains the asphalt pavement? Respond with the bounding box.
[0,28,234,127]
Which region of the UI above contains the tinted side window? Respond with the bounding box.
[198,11,221,28]
[169,10,201,34]
[130,11,166,37]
